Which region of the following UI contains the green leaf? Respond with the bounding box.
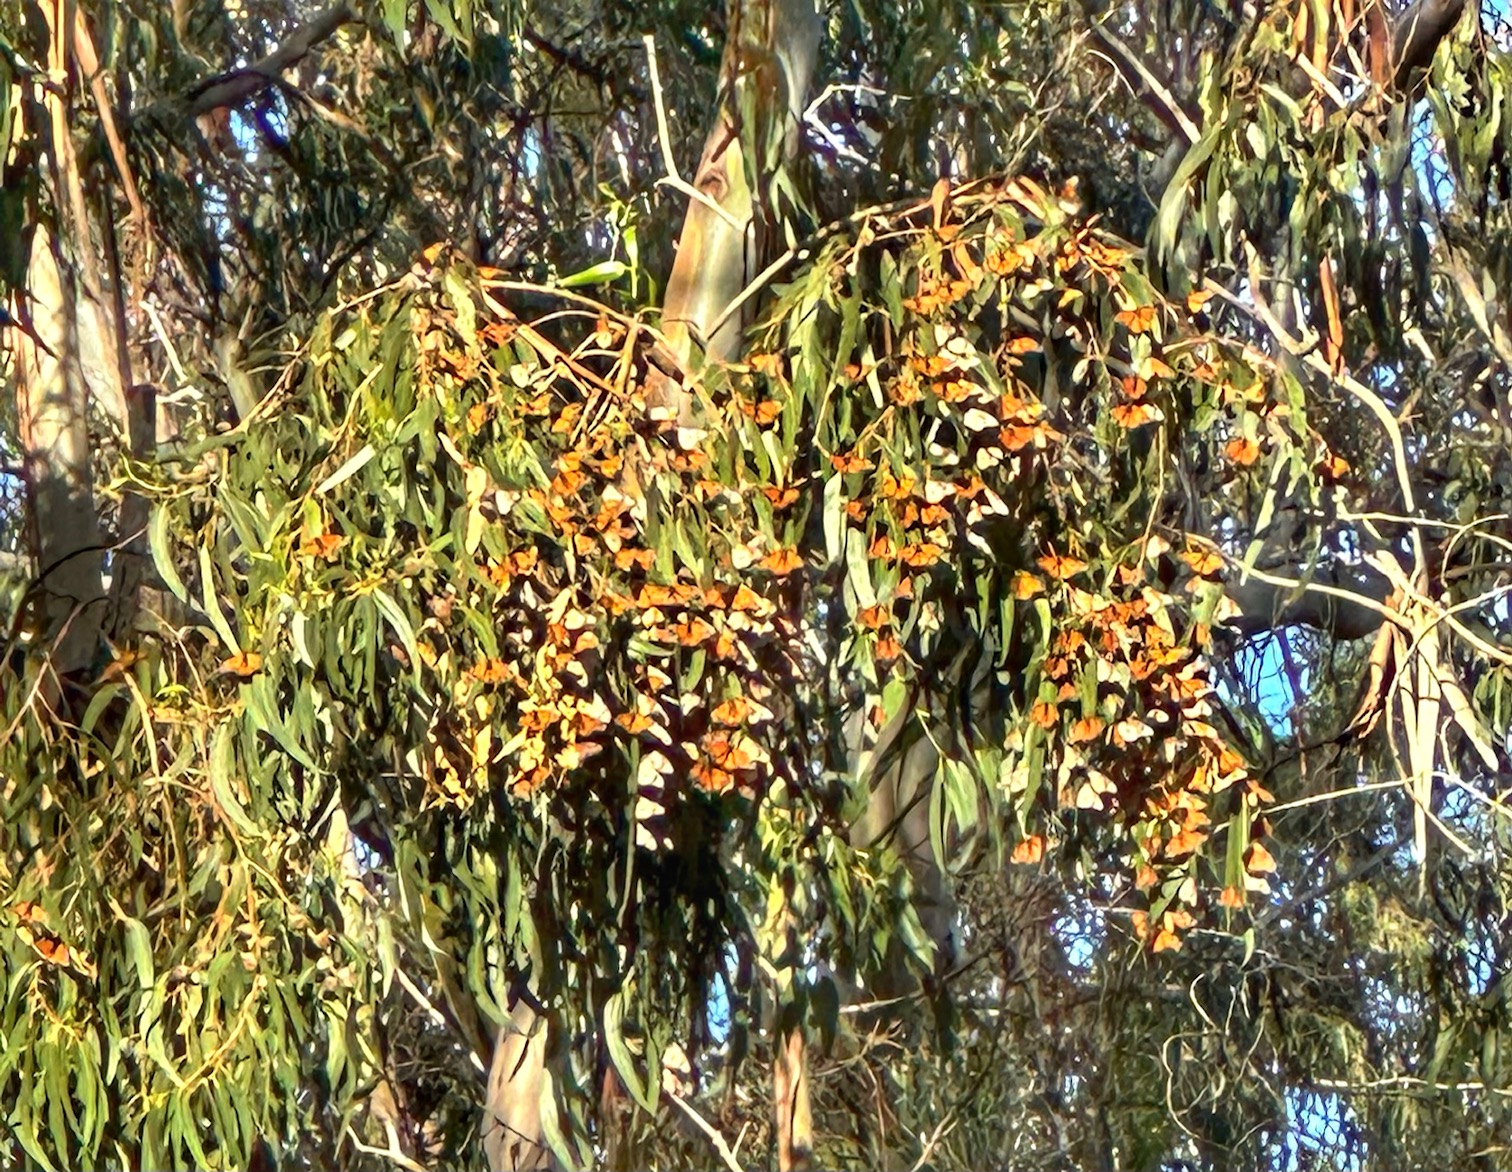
[175,1095,211,1169]
[822,474,844,564]
[291,610,316,669]
[603,984,655,1113]
[538,1063,591,1171]
[149,505,188,603]
[243,674,319,772]
[556,260,628,288]
[44,1041,70,1165]
[442,265,477,342]
[371,588,421,686]
[383,0,408,48]
[423,0,463,43]
[896,899,937,969]
[198,543,240,653]
[1153,120,1224,267]
[122,917,154,991]
[670,515,705,577]
[941,756,980,862]
[324,1005,350,1097]
[845,528,877,610]
[80,683,123,737]
[376,914,397,998]
[210,723,259,836]
[14,1087,58,1170]
[316,444,376,495]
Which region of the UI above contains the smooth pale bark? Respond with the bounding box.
[482,1000,554,1172]
[772,1023,813,1171]
[42,0,130,436]
[12,0,144,679]
[15,225,104,677]
[658,0,822,370]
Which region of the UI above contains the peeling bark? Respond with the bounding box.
[42,0,130,436]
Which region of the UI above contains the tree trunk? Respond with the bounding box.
[482,1000,553,1172]
[15,223,104,678]
[847,691,961,998]
[657,0,821,371]
[42,0,130,435]
[12,0,149,681]
[772,1020,813,1171]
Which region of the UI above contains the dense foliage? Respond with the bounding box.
[3,0,1512,1169]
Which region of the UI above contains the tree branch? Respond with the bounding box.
[668,1091,746,1172]
[1391,0,1468,88]
[1088,24,1201,146]
[183,2,356,118]
[1223,561,1396,642]
[523,27,614,89]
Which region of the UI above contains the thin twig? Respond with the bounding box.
[704,245,798,342]
[801,82,892,164]
[668,1090,745,1172]
[908,1112,958,1172]
[1207,266,1417,515]
[1313,1074,1512,1098]
[143,301,190,383]
[642,35,744,231]
[1265,777,1408,814]
[1222,558,1406,627]
[344,1125,428,1172]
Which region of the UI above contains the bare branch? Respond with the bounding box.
[1088,24,1201,146]
[668,1091,746,1172]
[1223,559,1397,642]
[184,2,356,118]
[73,11,146,227]
[1392,0,1469,87]
[642,35,745,231]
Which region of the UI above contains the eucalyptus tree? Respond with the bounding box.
[2,0,1511,1170]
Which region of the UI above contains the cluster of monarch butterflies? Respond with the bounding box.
[232,178,1337,944]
